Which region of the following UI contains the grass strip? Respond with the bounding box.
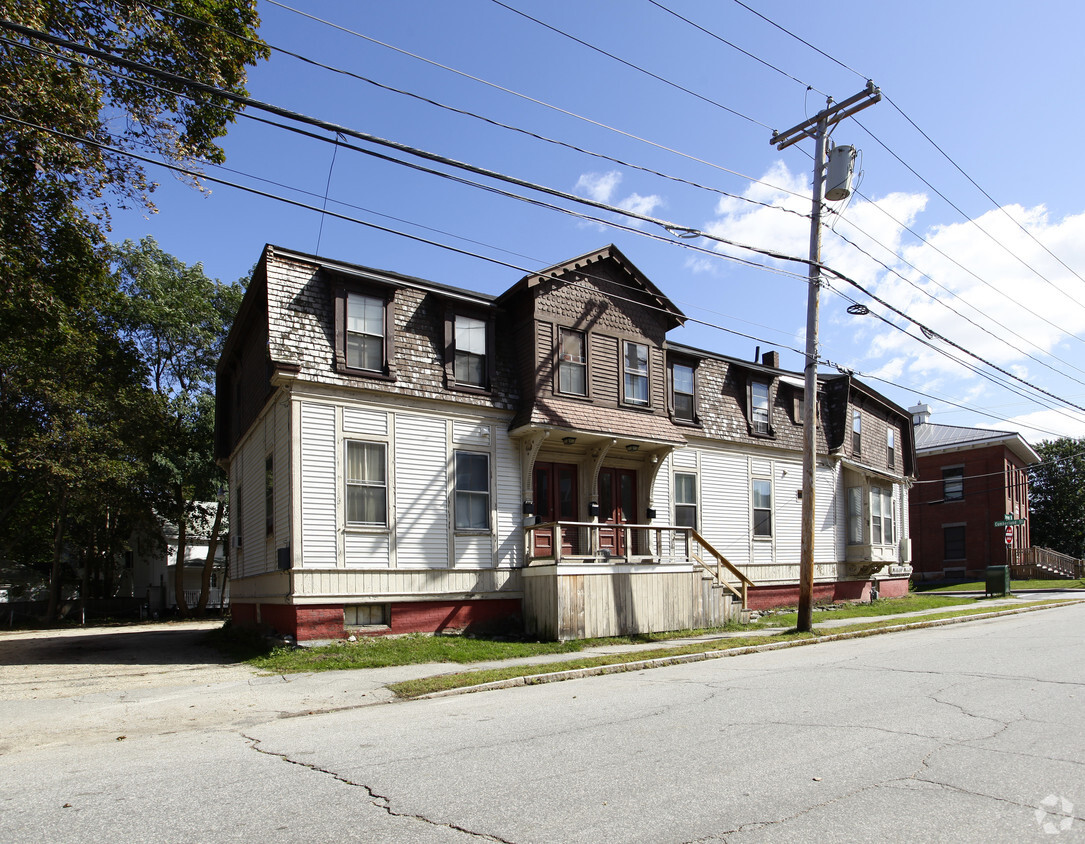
[387,599,1078,699]
[914,578,1085,592]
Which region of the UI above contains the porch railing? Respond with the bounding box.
[527,521,752,608]
[1012,547,1084,580]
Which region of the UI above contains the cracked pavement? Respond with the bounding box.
[2,606,1084,842]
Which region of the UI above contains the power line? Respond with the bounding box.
[6,19,1084,421]
[262,0,810,204]
[488,0,774,130]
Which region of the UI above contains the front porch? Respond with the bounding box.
[522,521,752,640]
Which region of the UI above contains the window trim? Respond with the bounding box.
[750,380,771,436]
[852,411,862,456]
[332,278,397,380]
[752,477,773,538]
[556,326,589,397]
[622,340,650,407]
[871,486,894,546]
[943,523,966,561]
[943,466,964,502]
[345,440,388,528]
[444,306,495,394]
[673,471,698,529]
[454,450,491,531]
[669,357,698,424]
[887,429,896,468]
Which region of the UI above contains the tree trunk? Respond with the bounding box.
[174,487,189,618]
[196,499,224,615]
[46,491,68,624]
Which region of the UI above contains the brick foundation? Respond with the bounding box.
[747,579,872,611]
[229,598,521,641]
[874,577,910,598]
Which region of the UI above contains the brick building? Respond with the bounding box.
[907,404,1039,581]
[216,244,915,641]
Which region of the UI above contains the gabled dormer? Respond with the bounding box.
[499,245,687,445]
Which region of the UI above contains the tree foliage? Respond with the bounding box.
[1030,437,1085,560]
[0,2,266,618]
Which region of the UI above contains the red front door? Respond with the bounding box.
[598,467,637,557]
[533,462,579,558]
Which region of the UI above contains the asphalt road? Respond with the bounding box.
[1,605,1083,842]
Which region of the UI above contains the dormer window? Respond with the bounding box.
[558,328,587,396]
[671,361,696,422]
[346,293,385,372]
[444,308,494,393]
[623,341,649,406]
[751,381,770,434]
[454,315,486,387]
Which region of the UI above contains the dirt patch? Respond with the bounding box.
[0,620,250,700]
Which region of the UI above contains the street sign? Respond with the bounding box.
[994,519,1025,526]
[1005,527,1013,545]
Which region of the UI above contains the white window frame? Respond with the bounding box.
[752,477,773,538]
[346,292,386,372]
[558,328,587,396]
[454,450,491,531]
[454,314,487,388]
[623,340,649,406]
[671,362,696,422]
[751,381,770,434]
[674,472,698,529]
[345,440,388,527]
[871,486,894,545]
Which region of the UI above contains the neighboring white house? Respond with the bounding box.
[216,244,915,641]
[120,505,228,614]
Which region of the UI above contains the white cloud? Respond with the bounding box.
[574,171,663,228]
[703,162,1085,432]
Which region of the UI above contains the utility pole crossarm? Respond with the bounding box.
[771,81,881,150]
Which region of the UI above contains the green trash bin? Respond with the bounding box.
[985,565,1011,597]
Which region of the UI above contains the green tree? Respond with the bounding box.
[0,2,266,620]
[1030,437,1085,560]
[114,237,244,617]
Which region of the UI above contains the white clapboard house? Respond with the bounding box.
[216,244,915,641]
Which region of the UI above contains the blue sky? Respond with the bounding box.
[104,0,1085,442]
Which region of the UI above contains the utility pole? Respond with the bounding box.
[771,81,880,633]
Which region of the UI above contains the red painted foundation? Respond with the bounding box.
[747,579,872,611]
[230,598,521,641]
[875,577,910,598]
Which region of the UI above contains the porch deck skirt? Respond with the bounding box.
[522,563,734,641]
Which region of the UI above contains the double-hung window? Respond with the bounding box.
[852,411,862,455]
[671,362,695,422]
[871,487,894,545]
[623,341,649,405]
[454,315,487,388]
[847,487,864,545]
[454,451,490,530]
[558,328,587,395]
[751,381,770,434]
[752,478,772,537]
[943,467,964,501]
[346,441,387,526]
[264,454,274,535]
[944,525,966,560]
[346,293,386,372]
[887,429,896,468]
[674,472,698,528]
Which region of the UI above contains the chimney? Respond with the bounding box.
[761,350,780,369]
[909,403,932,426]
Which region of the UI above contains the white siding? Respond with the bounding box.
[300,402,337,567]
[395,413,449,568]
[699,448,750,565]
[454,534,492,567]
[273,402,290,556]
[774,458,802,561]
[345,531,390,567]
[453,420,491,445]
[495,430,522,567]
[343,407,388,437]
[816,460,842,562]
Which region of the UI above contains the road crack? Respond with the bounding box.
[242,733,515,842]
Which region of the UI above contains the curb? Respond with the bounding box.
[414,599,1085,700]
